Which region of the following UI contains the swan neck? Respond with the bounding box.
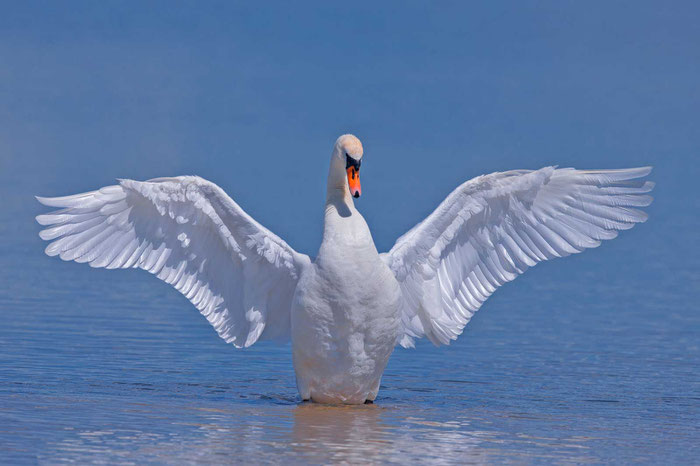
[326,155,355,209]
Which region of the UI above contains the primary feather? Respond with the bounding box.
[381,166,654,347]
[37,176,310,347]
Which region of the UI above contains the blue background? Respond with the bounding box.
[1,1,698,463]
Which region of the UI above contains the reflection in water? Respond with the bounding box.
[39,400,603,464]
[291,404,391,463]
[40,401,496,464]
[45,402,488,464]
[290,403,489,464]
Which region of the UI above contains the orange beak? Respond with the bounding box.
[347,166,361,198]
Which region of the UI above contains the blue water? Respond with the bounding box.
[1,162,698,464]
[1,2,700,463]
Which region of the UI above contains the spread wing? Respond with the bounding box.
[381,167,654,348]
[36,176,310,347]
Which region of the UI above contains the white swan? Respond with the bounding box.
[36,134,653,404]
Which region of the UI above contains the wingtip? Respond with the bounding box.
[614,166,654,179]
[638,166,653,177]
[624,166,653,175]
[35,214,57,226]
[35,195,52,206]
[576,166,653,180]
[34,193,82,207]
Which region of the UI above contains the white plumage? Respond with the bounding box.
[383,166,654,347]
[36,134,653,404]
[37,176,309,347]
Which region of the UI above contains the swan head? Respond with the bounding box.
[332,134,363,198]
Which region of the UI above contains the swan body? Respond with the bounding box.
[292,139,400,403]
[35,134,654,404]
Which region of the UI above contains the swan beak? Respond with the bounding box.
[347,167,361,198]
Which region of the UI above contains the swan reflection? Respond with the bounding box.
[290,402,490,463]
[291,404,391,462]
[43,399,596,463]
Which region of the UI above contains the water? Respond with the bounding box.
[0,165,698,464]
[1,3,699,456]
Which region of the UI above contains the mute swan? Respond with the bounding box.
[36,134,653,404]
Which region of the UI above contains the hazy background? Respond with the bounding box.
[0,1,698,463]
[1,1,698,254]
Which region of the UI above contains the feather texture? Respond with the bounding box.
[36,176,310,347]
[381,167,654,347]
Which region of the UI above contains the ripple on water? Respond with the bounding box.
[1,191,698,464]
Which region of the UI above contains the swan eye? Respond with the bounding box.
[345,153,361,171]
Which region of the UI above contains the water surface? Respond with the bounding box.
[1,178,698,464]
[1,2,699,461]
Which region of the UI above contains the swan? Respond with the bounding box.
[35,134,654,404]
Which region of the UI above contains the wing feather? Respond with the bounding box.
[36,176,310,347]
[382,166,653,347]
